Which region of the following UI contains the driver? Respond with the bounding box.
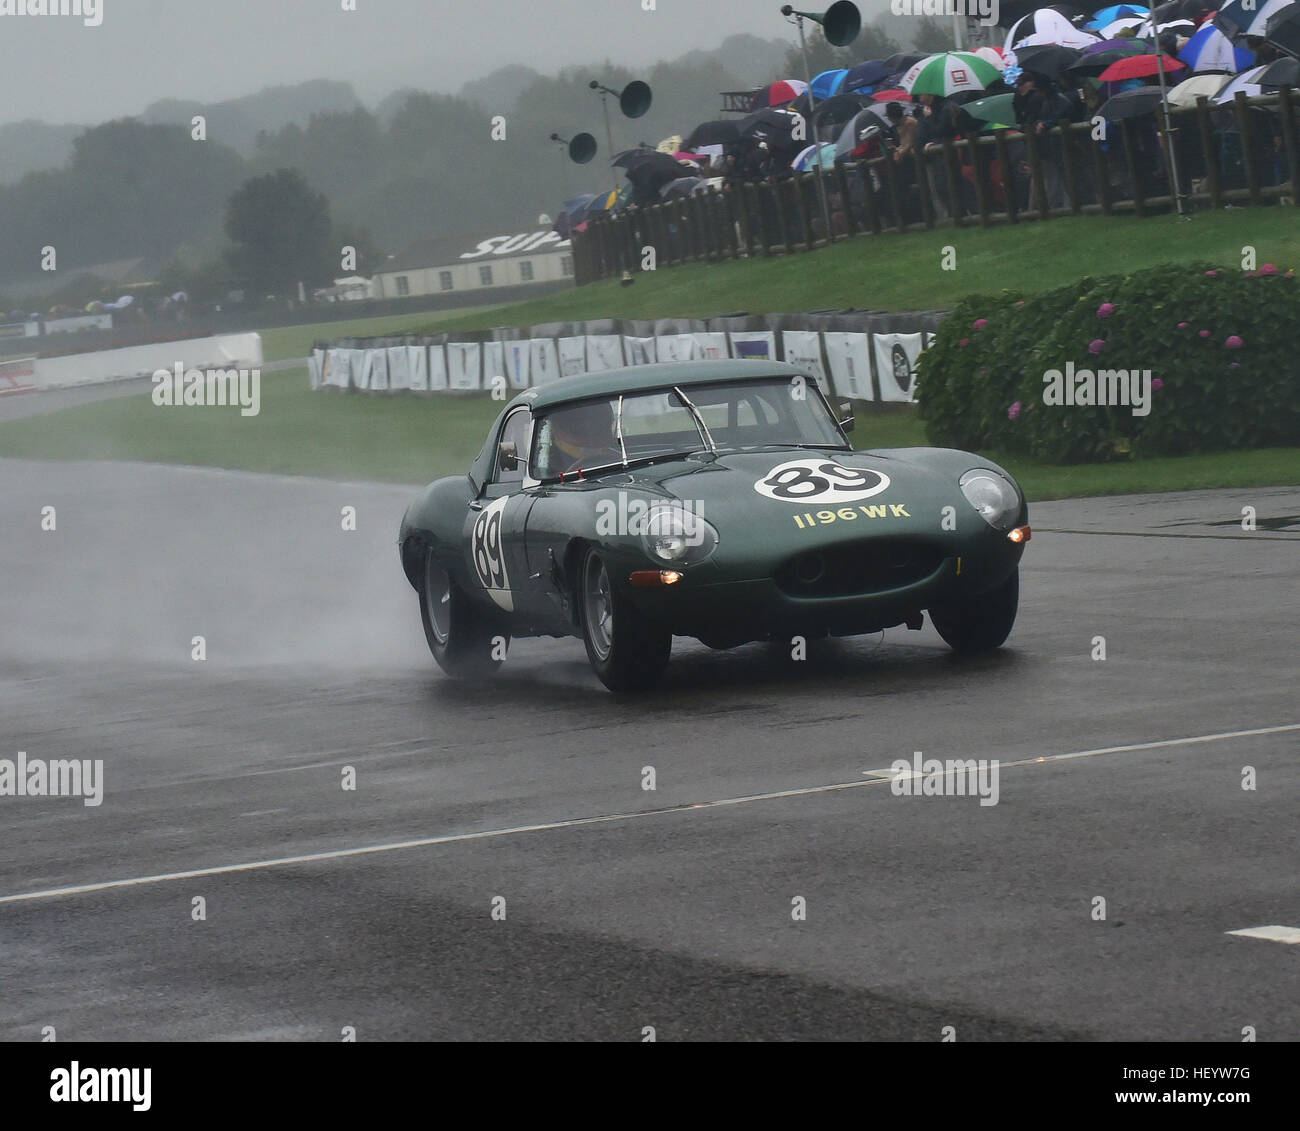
[548,400,623,475]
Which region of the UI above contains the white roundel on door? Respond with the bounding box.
[754,458,891,503]
[470,495,514,611]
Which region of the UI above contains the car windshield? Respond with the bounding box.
[532,376,847,480]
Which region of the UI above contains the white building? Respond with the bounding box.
[374,228,574,301]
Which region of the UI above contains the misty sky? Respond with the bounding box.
[0,0,898,126]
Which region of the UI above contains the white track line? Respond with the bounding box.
[1225,926,1300,945]
[0,722,1296,906]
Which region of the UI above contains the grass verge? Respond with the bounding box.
[0,368,1293,500]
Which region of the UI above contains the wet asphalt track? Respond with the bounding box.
[0,456,1295,1041]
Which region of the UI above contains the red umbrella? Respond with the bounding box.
[752,79,808,108]
[870,88,910,102]
[1097,54,1187,81]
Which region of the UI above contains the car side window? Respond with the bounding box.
[493,409,530,485]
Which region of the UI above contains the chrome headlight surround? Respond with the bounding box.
[959,469,1020,532]
[640,503,719,565]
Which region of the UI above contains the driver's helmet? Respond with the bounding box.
[548,399,615,471]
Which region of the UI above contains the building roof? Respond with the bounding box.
[379,229,571,274]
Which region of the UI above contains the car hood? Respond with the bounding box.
[586,445,1012,573]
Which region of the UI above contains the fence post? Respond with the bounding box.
[856,160,882,235]
[914,147,937,229]
[773,179,792,253]
[753,182,773,254]
[1024,127,1049,220]
[993,130,1018,223]
[793,173,814,250]
[1193,98,1222,209]
[969,137,992,227]
[1091,127,1113,215]
[940,140,963,225]
[1058,122,1083,215]
[1233,91,1262,206]
[833,161,857,237]
[880,156,906,232]
[1278,86,1300,202]
[1119,119,1146,217]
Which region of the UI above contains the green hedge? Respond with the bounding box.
[915,262,1300,463]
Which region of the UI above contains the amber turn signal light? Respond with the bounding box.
[630,570,682,587]
[1008,525,1031,543]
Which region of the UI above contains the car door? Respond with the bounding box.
[463,407,535,617]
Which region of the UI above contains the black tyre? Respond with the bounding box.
[579,549,671,691]
[419,547,508,677]
[930,567,1019,655]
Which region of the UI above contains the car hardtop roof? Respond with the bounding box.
[514,359,807,412]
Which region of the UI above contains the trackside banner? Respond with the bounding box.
[310,309,948,404]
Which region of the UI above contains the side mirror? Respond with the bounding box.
[498,439,519,471]
[838,401,855,433]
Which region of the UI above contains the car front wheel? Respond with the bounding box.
[579,549,671,691]
[930,567,1019,655]
[419,547,508,677]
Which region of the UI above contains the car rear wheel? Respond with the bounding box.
[579,549,671,691]
[419,547,508,677]
[930,567,1019,655]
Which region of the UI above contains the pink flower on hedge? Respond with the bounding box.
[1008,401,1022,421]
[1260,264,1279,275]
[973,318,988,330]
[1225,335,1243,349]
[1152,378,1164,391]
[1204,270,1219,277]
[1097,302,1115,319]
[1088,339,1105,355]
[959,338,970,347]
[1015,300,1025,306]
[1177,321,1189,329]
[1198,329,1210,338]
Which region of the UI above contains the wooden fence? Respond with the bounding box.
[571,88,1299,285]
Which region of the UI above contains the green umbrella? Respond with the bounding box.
[964,92,1017,130]
[900,52,1003,98]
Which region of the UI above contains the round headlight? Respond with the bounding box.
[641,503,718,565]
[959,469,1020,531]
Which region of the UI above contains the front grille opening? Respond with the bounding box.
[775,539,943,598]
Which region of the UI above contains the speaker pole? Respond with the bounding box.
[787,9,834,246]
[600,92,618,194]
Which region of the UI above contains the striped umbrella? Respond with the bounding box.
[752,79,809,109]
[900,52,1003,97]
[1178,24,1255,73]
[1215,0,1295,41]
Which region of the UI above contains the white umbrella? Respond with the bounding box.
[1006,9,1099,50]
[1167,73,1231,108]
[1099,16,1149,37]
[1214,64,1270,103]
[1215,0,1296,40]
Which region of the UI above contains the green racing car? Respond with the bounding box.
[398,359,1030,691]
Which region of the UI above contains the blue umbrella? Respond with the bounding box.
[1177,23,1255,73]
[1086,4,1149,29]
[843,59,894,91]
[811,68,848,100]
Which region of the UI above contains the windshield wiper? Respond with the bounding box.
[672,386,715,451]
[615,394,629,467]
[551,449,703,483]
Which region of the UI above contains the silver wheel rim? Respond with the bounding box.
[424,555,452,645]
[584,557,614,661]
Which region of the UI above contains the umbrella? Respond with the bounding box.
[883,52,927,73]
[901,52,1003,96]
[1098,16,1150,37]
[1098,85,1168,118]
[752,79,808,108]
[655,134,682,154]
[1215,0,1295,41]
[964,92,1018,128]
[812,92,869,128]
[554,194,598,238]
[1166,72,1231,106]
[972,46,1008,70]
[1214,63,1271,102]
[870,87,911,102]
[1008,9,1101,49]
[1067,38,1153,74]
[843,59,894,90]
[833,107,890,156]
[684,119,742,149]
[659,176,707,198]
[791,142,839,171]
[1086,4,1149,29]
[1139,19,1196,38]
[115,294,134,306]
[1257,55,1300,88]
[739,108,807,152]
[1098,54,1187,81]
[811,68,849,99]
[1177,24,1255,73]
[1265,5,1300,57]
[612,147,657,168]
[1013,42,1083,78]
